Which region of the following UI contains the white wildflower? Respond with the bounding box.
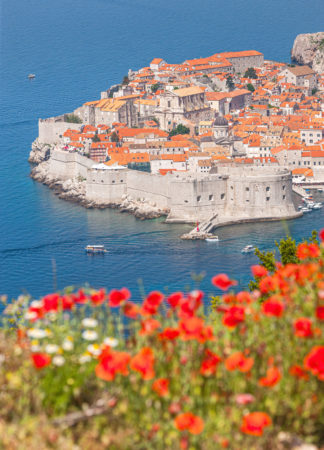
[81,318,98,328]
[24,311,37,321]
[45,344,59,354]
[62,339,74,351]
[27,328,49,339]
[52,355,65,367]
[30,300,43,308]
[87,344,101,356]
[82,330,98,341]
[31,344,41,352]
[79,354,92,364]
[103,337,119,348]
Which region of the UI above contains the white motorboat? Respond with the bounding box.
[85,245,107,254]
[317,188,323,193]
[28,74,36,79]
[313,202,322,210]
[205,235,219,242]
[301,207,312,213]
[241,244,255,254]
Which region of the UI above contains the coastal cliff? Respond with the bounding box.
[291,32,324,73]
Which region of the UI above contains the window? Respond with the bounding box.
[283,195,286,200]
[246,199,249,202]
[266,186,270,191]
[184,200,188,203]
[231,186,234,190]
[282,185,286,190]
[266,196,270,201]
[167,101,171,108]
[221,193,225,200]
[112,180,115,183]
[197,196,201,202]
[209,195,213,201]
[246,187,249,191]
[121,180,123,183]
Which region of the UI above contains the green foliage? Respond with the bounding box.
[122,75,129,85]
[111,131,119,142]
[152,117,160,126]
[151,83,160,93]
[65,114,82,124]
[226,75,235,91]
[169,124,190,137]
[246,83,255,92]
[92,134,100,142]
[244,67,258,79]
[312,88,318,95]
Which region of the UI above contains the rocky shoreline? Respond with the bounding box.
[29,141,169,220]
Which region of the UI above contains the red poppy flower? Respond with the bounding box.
[95,349,131,381]
[167,292,183,308]
[108,288,130,307]
[320,229,324,241]
[259,276,277,294]
[225,351,254,373]
[241,412,272,436]
[294,317,313,338]
[73,289,88,304]
[200,349,221,376]
[236,291,253,304]
[259,366,281,387]
[159,327,180,341]
[28,303,45,321]
[141,291,164,315]
[139,318,161,336]
[222,306,245,328]
[130,347,155,380]
[178,291,203,318]
[179,317,213,343]
[60,295,74,310]
[123,301,139,319]
[289,365,309,380]
[174,412,204,435]
[212,274,237,291]
[262,297,284,317]
[90,288,106,306]
[42,293,60,312]
[235,393,255,405]
[32,353,51,369]
[297,243,320,260]
[251,265,268,278]
[316,306,324,320]
[152,378,169,396]
[304,346,324,381]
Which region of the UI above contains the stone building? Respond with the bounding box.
[155,86,213,131]
[217,51,264,73]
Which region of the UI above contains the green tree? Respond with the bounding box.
[151,83,160,93]
[169,124,190,137]
[65,114,82,124]
[246,83,255,92]
[122,75,129,85]
[244,67,258,79]
[111,132,119,143]
[226,75,235,91]
[312,88,318,96]
[92,134,100,142]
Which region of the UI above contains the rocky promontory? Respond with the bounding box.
[291,32,324,73]
[28,139,52,164]
[30,159,168,220]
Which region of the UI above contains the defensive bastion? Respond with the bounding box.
[47,149,300,227]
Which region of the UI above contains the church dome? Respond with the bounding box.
[213,116,228,126]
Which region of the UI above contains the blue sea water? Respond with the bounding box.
[1,0,324,302]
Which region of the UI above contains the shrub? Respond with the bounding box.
[1,236,324,448]
[65,114,82,124]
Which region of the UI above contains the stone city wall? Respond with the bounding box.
[38,117,83,145]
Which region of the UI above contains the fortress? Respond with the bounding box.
[44,148,300,228]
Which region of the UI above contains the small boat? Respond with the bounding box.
[205,235,219,242]
[28,74,36,79]
[85,245,107,254]
[306,201,315,209]
[301,207,312,213]
[313,202,323,210]
[317,188,323,193]
[241,244,255,254]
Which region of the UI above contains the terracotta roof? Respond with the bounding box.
[286,66,316,77]
[174,86,205,97]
